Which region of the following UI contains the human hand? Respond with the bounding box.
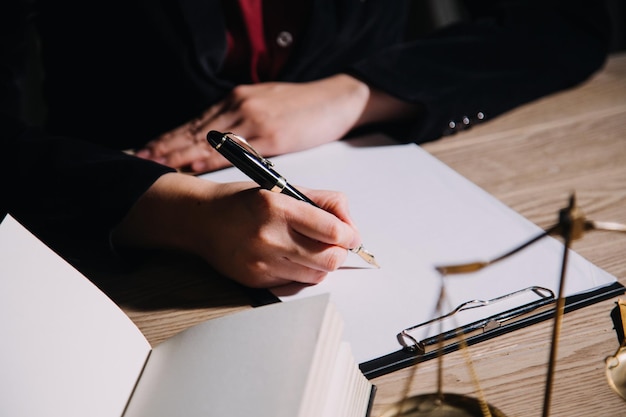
[135,74,370,173]
[112,173,361,288]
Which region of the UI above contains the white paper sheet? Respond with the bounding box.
[201,135,617,364]
[123,294,354,417]
[0,215,151,417]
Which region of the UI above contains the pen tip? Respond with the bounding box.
[350,244,380,268]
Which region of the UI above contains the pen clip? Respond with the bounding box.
[224,132,275,168]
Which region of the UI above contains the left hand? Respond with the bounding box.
[135,74,370,173]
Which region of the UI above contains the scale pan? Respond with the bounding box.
[379,393,507,417]
[606,346,626,401]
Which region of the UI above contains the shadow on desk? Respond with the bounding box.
[81,250,252,311]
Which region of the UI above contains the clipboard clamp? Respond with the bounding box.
[397,286,555,354]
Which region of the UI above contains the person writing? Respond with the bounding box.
[0,1,611,285]
[1,114,361,288]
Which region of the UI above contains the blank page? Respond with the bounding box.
[0,215,151,417]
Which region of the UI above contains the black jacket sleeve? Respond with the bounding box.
[3,1,611,150]
[348,0,611,143]
[1,113,174,263]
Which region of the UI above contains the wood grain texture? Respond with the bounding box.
[372,52,626,417]
[121,53,626,416]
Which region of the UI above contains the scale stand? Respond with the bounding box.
[381,193,626,417]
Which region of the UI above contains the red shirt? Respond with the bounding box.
[221,0,311,83]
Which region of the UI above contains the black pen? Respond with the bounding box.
[206,130,379,268]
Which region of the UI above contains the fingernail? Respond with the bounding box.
[349,236,361,250]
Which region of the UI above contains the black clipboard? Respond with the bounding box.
[359,281,624,379]
[247,281,624,379]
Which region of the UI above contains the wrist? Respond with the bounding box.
[110,173,218,256]
[317,73,371,122]
[343,77,422,128]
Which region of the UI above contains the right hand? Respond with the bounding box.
[112,173,362,288]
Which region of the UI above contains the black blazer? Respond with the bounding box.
[0,113,173,264]
[5,0,611,149]
[0,0,611,263]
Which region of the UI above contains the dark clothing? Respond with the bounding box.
[221,0,312,83]
[0,0,611,262]
[3,1,612,150]
[0,113,173,264]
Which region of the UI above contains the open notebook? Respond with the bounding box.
[0,215,374,417]
[202,134,624,378]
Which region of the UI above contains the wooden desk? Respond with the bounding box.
[121,52,626,416]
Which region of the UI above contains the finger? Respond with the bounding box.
[264,263,330,287]
[157,142,215,171]
[276,263,330,285]
[197,110,244,139]
[300,188,357,226]
[285,233,351,273]
[136,126,196,160]
[231,256,330,288]
[138,98,231,160]
[191,152,232,173]
[286,200,361,251]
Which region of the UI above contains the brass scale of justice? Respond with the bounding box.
[380,194,626,417]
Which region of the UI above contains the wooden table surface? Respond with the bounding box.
[113,52,626,417]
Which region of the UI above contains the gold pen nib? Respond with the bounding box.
[350,244,380,268]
